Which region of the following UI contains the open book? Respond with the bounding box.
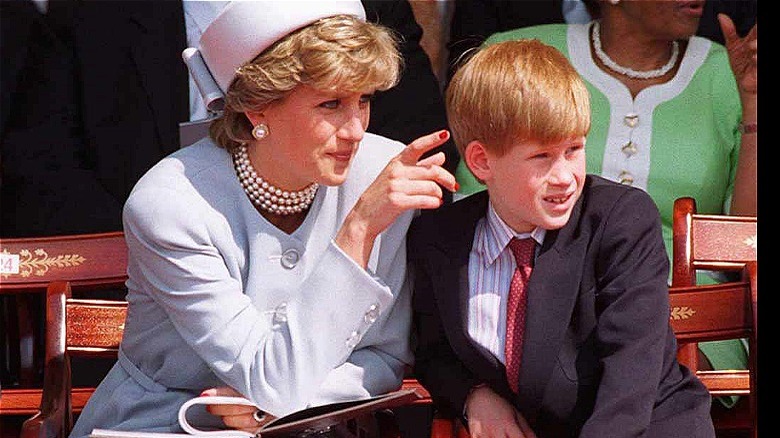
[90,388,422,438]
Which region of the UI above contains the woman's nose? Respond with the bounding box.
[338,111,366,142]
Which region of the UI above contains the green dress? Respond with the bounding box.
[455,23,746,406]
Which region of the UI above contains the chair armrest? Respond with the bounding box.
[19,355,69,438]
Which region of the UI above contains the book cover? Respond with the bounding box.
[90,388,422,438]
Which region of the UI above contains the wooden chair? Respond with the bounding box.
[0,232,128,430]
[671,197,758,437]
[19,282,127,438]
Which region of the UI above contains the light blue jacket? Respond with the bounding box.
[71,134,414,437]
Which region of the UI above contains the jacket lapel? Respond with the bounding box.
[428,193,508,387]
[514,194,587,417]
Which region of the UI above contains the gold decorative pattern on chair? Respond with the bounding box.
[670,306,696,320]
[1,248,86,278]
[743,235,757,249]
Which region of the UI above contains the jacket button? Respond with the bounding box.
[281,249,300,269]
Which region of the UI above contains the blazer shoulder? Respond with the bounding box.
[408,191,488,250]
[582,174,661,221]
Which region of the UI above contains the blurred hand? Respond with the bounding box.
[336,129,457,267]
[465,385,537,438]
[200,386,276,433]
[718,14,757,96]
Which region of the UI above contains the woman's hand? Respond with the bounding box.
[719,14,757,216]
[718,14,757,97]
[200,386,276,433]
[465,385,537,438]
[336,129,457,267]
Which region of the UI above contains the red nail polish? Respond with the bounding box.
[439,131,448,140]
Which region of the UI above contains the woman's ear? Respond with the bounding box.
[244,111,264,127]
[464,140,492,182]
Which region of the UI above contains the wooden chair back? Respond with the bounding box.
[671,197,758,437]
[0,232,128,292]
[0,232,128,426]
[672,196,757,287]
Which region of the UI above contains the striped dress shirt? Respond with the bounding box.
[467,202,545,364]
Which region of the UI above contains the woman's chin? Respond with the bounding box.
[319,172,349,187]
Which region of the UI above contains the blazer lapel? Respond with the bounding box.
[514,195,587,417]
[428,193,508,387]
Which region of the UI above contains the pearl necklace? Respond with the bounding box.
[591,21,680,80]
[231,145,319,215]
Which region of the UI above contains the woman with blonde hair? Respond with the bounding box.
[70,2,455,436]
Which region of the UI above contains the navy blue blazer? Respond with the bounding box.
[410,175,714,437]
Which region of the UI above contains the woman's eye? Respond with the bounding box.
[320,100,340,109]
[359,94,375,105]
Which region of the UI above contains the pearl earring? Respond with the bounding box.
[252,123,269,140]
[609,0,620,4]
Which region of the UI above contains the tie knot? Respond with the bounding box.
[508,237,535,268]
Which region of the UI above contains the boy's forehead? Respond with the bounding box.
[509,135,586,149]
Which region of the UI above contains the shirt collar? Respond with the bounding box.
[478,201,546,266]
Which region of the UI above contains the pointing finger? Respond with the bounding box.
[398,130,450,165]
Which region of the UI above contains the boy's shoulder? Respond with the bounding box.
[416,189,487,222]
[408,190,488,245]
[580,174,661,221]
[583,174,655,203]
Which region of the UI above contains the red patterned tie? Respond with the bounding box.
[504,237,535,393]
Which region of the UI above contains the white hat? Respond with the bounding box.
[183,0,366,113]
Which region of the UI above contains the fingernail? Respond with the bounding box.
[439,130,449,140]
[454,182,460,192]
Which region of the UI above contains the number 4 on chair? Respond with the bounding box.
[0,252,20,275]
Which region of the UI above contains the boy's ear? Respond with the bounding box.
[465,140,492,182]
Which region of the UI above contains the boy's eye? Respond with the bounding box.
[567,144,584,155]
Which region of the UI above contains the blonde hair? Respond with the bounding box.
[210,14,402,152]
[446,39,590,158]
